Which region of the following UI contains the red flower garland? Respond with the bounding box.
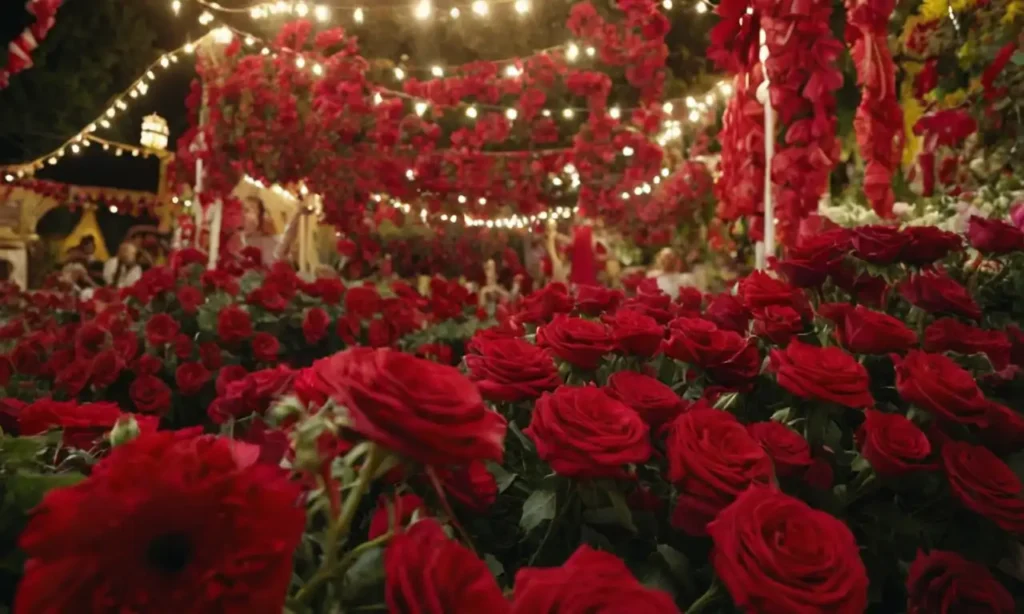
[845,0,903,218]
[1,0,62,90]
[756,0,844,245]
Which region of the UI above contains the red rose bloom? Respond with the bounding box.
[663,318,761,387]
[924,318,1011,370]
[129,374,173,414]
[773,230,850,288]
[851,225,910,264]
[601,309,664,357]
[966,215,1024,255]
[665,409,773,535]
[368,493,426,539]
[144,314,180,347]
[536,315,614,370]
[56,360,90,396]
[575,285,622,316]
[704,293,750,334]
[302,307,330,344]
[367,318,395,348]
[906,549,1015,614]
[15,431,305,614]
[517,283,574,324]
[525,386,651,479]
[901,226,963,265]
[832,304,918,355]
[345,285,381,319]
[737,271,810,319]
[856,409,933,476]
[295,348,506,466]
[18,399,126,448]
[746,421,812,478]
[384,520,508,613]
[604,371,685,426]
[217,305,254,343]
[511,546,680,614]
[770,340,874,408]
[251,332,281,362]
[176,285,203,315]
[900,269,981,320]
[708,487,868,614]
[89,349,124,389]
[751,305,804,345]
[466,337,561,403]
[941,440,1024,533]
[175,362,211,396]
[894,351,989,426]
[437,460,498,512]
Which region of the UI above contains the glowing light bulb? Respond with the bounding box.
[414,101,428,115]
[312,63,323,75]
[622,146,634,157]
[198,11,214,25]
[109,205,119,213]
[295,56,306,68]
[585,46,595,57]
[688,110,700,122]
[405,169,415,180]
[373,92,383,105]
[685,96,696,108]
[505,108,518,120]
[478,197,487,204]
[514,0,530,13]
[244,35,255,46]
[562,108,574,119]
[431,65,444,77]
[184,42,195,53]
[315,5,330,21]
[171,0,181,14]
[394,67,405,80]
[466,106,478,118]
[471,1,488,16]
[414,0,431,19]
[353,7,364,22]
[566,43,579,61]
[505,65,521,77]
[609,107,621,119]
[662,0,673,8]
[661,168,670,177]
[213,27,233,44]
[719,81,733,95]
[160,56,170,67]
[662,102,674,113]
[295,2,308,17]
[458,195,467,204]
[71,144,81,154]
[695,1,707,14]
[542,109,551,117]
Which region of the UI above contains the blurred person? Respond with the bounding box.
[242,196,310,266]
[103,242,142,289]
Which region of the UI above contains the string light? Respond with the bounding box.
[562,108,574,119]
[505,108,518,120]
[394,67,406,80]
[695,1,707,14]
[171,0,181,13]
[466,106,479,118]
[353,7,363,22]
[566,43,579,61]
[471,1,489,16]
[414,101,428,115]
[294,1,308,17]
[430,65,444,77]
[198,10,214,25]
[514,0,530,13]
[609,107,621,119]
[414,0,431,20]
[449,7,460,18]
[315,4,330,21]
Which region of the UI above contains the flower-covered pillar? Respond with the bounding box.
[846,0,902,218]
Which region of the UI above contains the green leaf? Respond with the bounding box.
[483,553,505,580]
[850,455,871,473]
[656,544,697,598]
[486,462,518,494]
[339,546,385,604]
[519,488,557,533]
[0,434,49,467]
[1011,50,1024,66]
[6,470,85,511]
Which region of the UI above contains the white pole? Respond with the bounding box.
[193,158,204,246]
[756,27,774,270]
[207,199,222,270]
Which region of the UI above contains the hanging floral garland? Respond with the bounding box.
[756,0,844,244]
[845,0,903,218]
[1,0,62,90]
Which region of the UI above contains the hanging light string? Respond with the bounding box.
[183,0,710,24]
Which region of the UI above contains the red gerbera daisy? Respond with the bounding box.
[15,430,305,614]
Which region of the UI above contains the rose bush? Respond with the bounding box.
[0,220,1022,612]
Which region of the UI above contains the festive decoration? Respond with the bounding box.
[0,0,63,90]
[139,114,170,151]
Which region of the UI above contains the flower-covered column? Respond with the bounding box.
[846,0,903,218]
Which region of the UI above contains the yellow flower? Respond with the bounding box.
[1003,0,1022,24]
[920,0,978,20]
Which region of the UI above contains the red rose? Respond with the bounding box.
[850,225,910,264]
[708,487,868,614]
[663,318,761,387]
[176,285,203,315]
[517,283,574,324]
[829,304,918,355]
[173,334,193,360]
[511,546,680,613]
[676,287,703,312]
[199,342,222,370]
[704,293,750,334]
[901,226,963,265]
[737,271,811,318]
[525,386,651,479]
[746,421,812,478]
[295,348,506,465]
[144,314,180,346]
[113,332,139,364]
[250,333,281,362]
[979,401,1024,453]
[770,340,874,408]
[0,354,11,387]
[12,340,44,375]
[906,549,1015,614]
[437,461,498,511]
[900,269,981,320]
[305,277,346,305]
[536,315,614,370]
[894,351,989,426]
[344,285,381,319]
[212,365,297,424]
[302,307,330,344]
[604,371,685,426]
[774,230,850,287]
[216,305,253,343]
[466,337,560,403]
[56,360,90,396]
[367,318,395,348]
[575,285,622,316]
[89,349,124,389]
[751,305,804,345]
[128,374,172,414]
[856,409,933,476]
[134,353,163,376]
[665,409,773,535]
[942,440,1024,533]
[216,365,249,395]
[924,318,1011,370]
[833,265,890,307]
[175,362,211,396]
[966,215,1024,254]
[368,493,426,539]
[384,520,508,613]
[74,323,109,360]
[601,309,664,357]
[621,294,674,324]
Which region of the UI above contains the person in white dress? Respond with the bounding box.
[243,196,310,266]
[103,242,143,289]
